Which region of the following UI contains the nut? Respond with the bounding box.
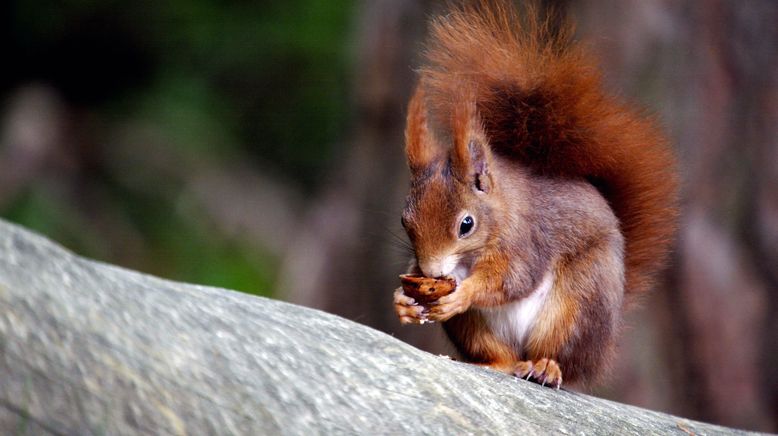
[399,274,456,304]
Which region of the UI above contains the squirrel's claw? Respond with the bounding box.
[513,358,563,390]
[425,283,473,322]
[394,287,428,324]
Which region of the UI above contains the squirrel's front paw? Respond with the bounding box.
[514,358,563,389]
[394,287,428,324]
[426,284,472,322]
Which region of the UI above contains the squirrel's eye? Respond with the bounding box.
[458,215,475,238]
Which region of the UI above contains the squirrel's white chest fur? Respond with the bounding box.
[478,272,554,349]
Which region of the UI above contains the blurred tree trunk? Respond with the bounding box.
[278,0,451,353]
[574,0,778,431]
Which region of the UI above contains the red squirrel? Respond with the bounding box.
[393,1,678,389]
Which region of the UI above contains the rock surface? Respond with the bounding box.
[0,219,749,435]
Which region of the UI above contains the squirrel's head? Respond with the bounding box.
[401,85,500,279]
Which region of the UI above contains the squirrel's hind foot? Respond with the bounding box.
[513,358,563,390]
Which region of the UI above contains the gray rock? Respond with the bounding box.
[0,219,751,435]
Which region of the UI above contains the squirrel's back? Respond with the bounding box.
[418,1,679,298]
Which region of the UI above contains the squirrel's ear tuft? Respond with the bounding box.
[405,84,440,172]
[451,98,492,193]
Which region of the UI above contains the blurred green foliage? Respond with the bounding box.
[2,0,356,295]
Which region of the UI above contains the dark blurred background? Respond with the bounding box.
[1,0,776,432]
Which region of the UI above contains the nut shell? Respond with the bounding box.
[399,274,456,304]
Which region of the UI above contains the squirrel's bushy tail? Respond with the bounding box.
[420,1,679,297]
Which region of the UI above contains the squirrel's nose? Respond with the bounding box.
[418,261,443,278]
[419,255,458,278]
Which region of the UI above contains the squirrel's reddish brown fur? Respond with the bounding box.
[393,0,678,389]
[422,1,678,299]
